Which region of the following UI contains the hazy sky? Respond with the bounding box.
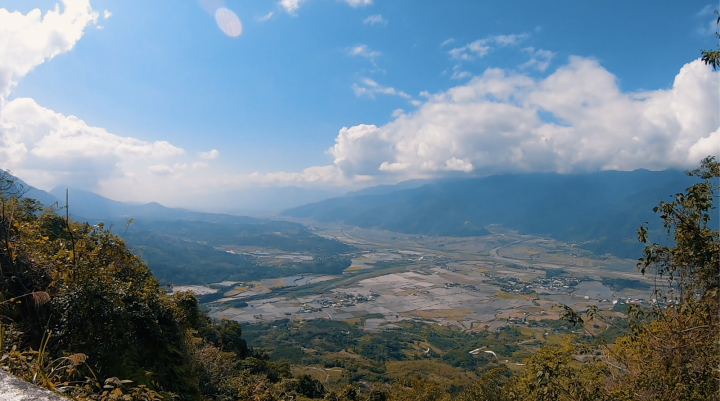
[0,0,718,207]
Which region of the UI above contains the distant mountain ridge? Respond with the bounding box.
[282,169,707,257]
[48,186,259,224]
[343,179,438,197]
[0,170,59,206]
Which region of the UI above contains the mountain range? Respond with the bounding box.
[282,169,710,258]
[3,168,714,259]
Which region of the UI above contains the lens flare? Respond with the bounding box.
[215,7,242,37]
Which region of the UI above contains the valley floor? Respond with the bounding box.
[202,225,652,337]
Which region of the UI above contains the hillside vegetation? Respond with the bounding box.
[125,220,354,285]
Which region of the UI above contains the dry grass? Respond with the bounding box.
[495,291,520,299]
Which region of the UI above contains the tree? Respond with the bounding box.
[607,156,719,400]
[501,156,719,401]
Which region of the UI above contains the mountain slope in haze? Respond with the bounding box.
[50,186,259,224]
[343,179,438,197]
[282,169,705,257]
[0,170,59,206]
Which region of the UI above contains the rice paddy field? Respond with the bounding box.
[204,224,652,333]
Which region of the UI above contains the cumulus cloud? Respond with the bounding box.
[363,14,387,25]
[0,1,188,195]
[272,57,718,185]
[0,97,184,186]
[0,0,98,98]
[448,33,529,61]
[327,124,395,177]
[148,164,173,175]
[279,0,306,15]
[200,149,220,159]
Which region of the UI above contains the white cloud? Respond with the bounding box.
[200,149,220,159]
[0,0,99,98]
[327,124,393,177]
[352,78,411,99]
[103,9,111,19]
[379,161,409,172]
[280,0,369,16]
[449,40,490,61]
[363,14,387,25]
[256,11,274,22]
[347,44,381,63]
[521,47,555,72]
[117,58,718,200]
[0,97,185,186]
[0,1,190,197]
[341,0,372,7]
[448,33,529,61]
[148,164,173,175]
[444,157,474,172]
[492,33,529,46]
[440,38,455,46]
[450,65,472,80]
[277,57,718,185]
[279,0,307,15]
[250,165,343,185]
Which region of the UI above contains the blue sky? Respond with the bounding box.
[0,0,718,209]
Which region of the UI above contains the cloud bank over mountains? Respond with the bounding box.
[0,1,717,208]
[315,57,718,183]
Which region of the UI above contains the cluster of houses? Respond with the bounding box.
[444,282,477,291]
[483,274,581,295]
[296,292,380,313]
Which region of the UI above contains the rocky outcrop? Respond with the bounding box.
[0,370,67,400]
